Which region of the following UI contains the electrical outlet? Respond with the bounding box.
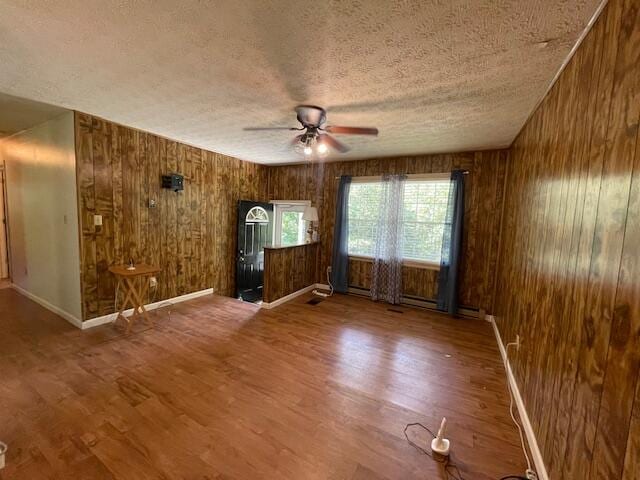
[149,276,158,288]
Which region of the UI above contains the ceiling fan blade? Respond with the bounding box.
[325,126,378,135]
[243,127,301,131]
[319,133,350,153]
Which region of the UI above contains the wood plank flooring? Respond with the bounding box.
[0,288,526,479]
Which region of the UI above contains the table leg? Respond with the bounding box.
[115,277,134,331]
[129,276,153,326]
[140,277,154,326]
[112,273,157,334]
[123,277,142,333]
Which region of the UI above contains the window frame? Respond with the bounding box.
[270,200,311,247]
[347,173,451,270]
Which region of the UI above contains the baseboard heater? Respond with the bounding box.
[347,286,480,318]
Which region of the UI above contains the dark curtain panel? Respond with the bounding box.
[437,170,465,315]
[331,176,352,293]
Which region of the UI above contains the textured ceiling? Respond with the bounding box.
[0,92,68,138]
[0,0,602,164]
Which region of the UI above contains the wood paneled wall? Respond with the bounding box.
[74,114,505,317]
[263,243,319,303]
[348,258,440,300]
[267,151,507,311]
[75,112,268,320]
[493,0,639,478]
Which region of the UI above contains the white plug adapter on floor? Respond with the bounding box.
[430,417,450,456]
[526,468,538,479]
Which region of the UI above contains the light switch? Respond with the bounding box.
[94,214,103,226]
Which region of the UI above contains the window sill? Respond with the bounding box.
[265,241,320,250]
[348,255,440,271]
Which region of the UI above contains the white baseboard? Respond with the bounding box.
[490,316,549,480]
[82,288,215,329]
[11,283,83,328]
[261,283,329,309]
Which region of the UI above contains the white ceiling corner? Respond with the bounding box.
[0,92,68,138]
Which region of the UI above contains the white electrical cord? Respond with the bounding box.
[505,342,534,477]
[312,266,334,297]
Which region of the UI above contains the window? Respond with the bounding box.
[246,206,269,223]
[272,201,310,246]
[347,176,451,267]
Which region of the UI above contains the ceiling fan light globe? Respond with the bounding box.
[303,146,313,155]
[317,143,328,154]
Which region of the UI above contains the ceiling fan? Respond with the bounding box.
[244,105,378,156]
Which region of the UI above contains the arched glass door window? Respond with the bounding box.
[246,206,269,223]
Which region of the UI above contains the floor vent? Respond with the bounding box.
[307,297,324,305]
[387,308,404,313]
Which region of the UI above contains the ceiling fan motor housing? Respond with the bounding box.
[295,105,326,128]
[245,104,377,155]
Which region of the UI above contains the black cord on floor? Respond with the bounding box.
[403,423,465,480]
[404,423,532,480]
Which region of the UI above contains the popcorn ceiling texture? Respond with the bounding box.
[0,0,602,164]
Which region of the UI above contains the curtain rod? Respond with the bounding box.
[334,170,469,179]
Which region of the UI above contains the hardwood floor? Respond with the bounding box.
[0,288,526,479]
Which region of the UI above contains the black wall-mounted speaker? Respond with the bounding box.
[162,174,184,192]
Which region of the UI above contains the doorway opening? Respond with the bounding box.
[236,200,273,303]
[0,165,10,283]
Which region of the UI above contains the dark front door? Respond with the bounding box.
[236,200,273,302]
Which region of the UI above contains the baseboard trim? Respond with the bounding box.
[346,285,479,318]
[261,283,324,309]
[82,288,215,329]
[11,283,83,329]
[490,316,549,480]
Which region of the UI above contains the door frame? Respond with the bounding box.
[236,200,274,301]
[0,163,11,280]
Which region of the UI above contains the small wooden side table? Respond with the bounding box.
[109,264,160,333]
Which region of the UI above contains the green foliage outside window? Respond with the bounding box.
[281,211,303,246]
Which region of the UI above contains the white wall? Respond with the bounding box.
[0,111,82,321]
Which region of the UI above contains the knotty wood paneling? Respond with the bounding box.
[493,0,640,478]
[263,243,319,303]
[75,112,268,320]
[267,151,507,311]
[348,258,440,300]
